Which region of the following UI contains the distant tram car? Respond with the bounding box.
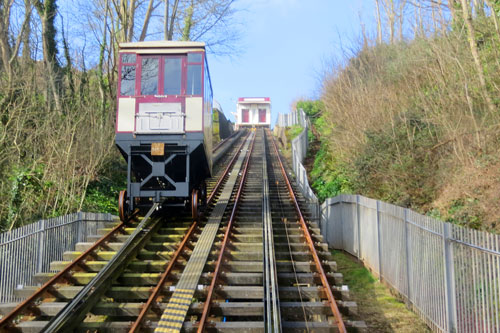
[115,41,213,220]
[234,97,271,129]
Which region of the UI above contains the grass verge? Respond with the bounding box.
[332,250,430,332]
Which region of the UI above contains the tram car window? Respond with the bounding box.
[115,41,213,221]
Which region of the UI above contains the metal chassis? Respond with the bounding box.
[115,132,209,213]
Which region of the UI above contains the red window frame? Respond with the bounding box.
[242,109,249,123]
[186,52,204,97]
[258,109,266,123]
[118,52,137,97]
[139,55,161,96]
[117,51,206,134]
[163,56,185,96]
[118,52,205,98]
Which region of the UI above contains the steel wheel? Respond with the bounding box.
[118,190,129,222]
[191,189,199,221]
[200,181,207,206]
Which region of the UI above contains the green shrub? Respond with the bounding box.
[285,125,303,143]
[353,111,439,209]
[297,100,324,118]
[81,159,127,215]
[309,141,354,202]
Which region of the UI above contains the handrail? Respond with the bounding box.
[0,220,126,331]
[41,204,160,332]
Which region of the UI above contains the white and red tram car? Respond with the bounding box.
[234,97,271,129]
[115,41,213,219]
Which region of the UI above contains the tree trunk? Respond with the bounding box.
[438,0,447,34]
[484,0,500,41]
[127,0,136,41]
[474,0,485,16]
[168,0,180,40]
[416,0,424,36]
[398,0,407,41]
[386,0,396,43]
[460,0,496,114]
[181,1,194,41]
[375,0,383,43]
[164,0,169,40]
[34,0,62,112]
[21,0,32,63]
[448,0,458,22]
[98,0,110,116]
[139,0,156,41]
[431,0,438,34]
[0,0,14,82]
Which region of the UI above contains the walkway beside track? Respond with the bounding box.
[155,133,254,333]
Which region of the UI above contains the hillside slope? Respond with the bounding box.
[303,18,500,232]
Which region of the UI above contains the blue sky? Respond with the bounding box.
[209,0,375,125]
[58,0,375,125]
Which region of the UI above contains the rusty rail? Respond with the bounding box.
[129,131,251,332]
[0,220,127,331]
[197,131,256,332]
[268,129,347,333]
[207,130,251,204]
[212,130,238,152]
[128,221,197,332]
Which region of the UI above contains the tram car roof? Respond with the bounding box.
[237,97,271,104]
[119,41,206,53]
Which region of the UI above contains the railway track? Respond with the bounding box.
[0,129,363,332]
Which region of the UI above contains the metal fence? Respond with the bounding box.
[0,212,115,303]
[277,109,319,221]
[288,109,319,221]
[277,109,302,127]
[279,110,500,332]
[321,195,500,332]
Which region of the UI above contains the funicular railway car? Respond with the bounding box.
[234,97,271,129]
[115,41,213,221]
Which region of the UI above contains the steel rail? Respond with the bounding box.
[0,215,133,331]
[262,133,282,332]
[207,130,251,204]
[42,203,160,332]
[212,130,239,152]
[267,129,347,333]
[129,134,250,332]
[196,131,257,333]
[128,221,197,333]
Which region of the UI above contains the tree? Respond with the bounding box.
[34,0,62,111]
[0,0,32,84]
[382,0,397,43]
[375,0,383,43]
[460,0,496,114]
[484,0,500,40]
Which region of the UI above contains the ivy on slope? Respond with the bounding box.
[297,100,354,202]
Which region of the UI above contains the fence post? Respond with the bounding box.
[36,219,45,273]
[356,195,361,259]
[77,211,83,242]
[376,200,382,280]
[443,223,458,332]
[404,208,412,302]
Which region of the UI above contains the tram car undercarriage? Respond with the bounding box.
[115,41,213,221]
